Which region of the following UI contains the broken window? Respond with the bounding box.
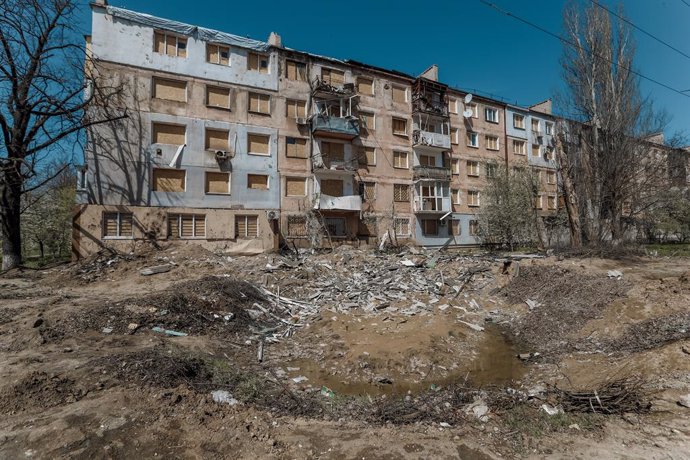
[152,123,185,145]
[205,172,230,194]
[392,117,407,136]
[421,219,438,236]
[486,163,497,178]
[360,181,376,201]
[206,43,229,65]
[358,217,378,236]
[236,215,259,238]
[206,85,230,109]
[545,122,553,135]
[152,77,186,102]
[247,133,270,155]
[287,216,307,237]
[394,151,409,169]
[394,184,410,202]
[154,31,187,57]
[248,92,271,114]
[286,99,306,118]
[285,177,306,196]
[324,217,346,237]
[248,52,269,73]
[247,174,269,190]
[394,218,410,236]
[168,214,205,238]
[285,59,307,81]
[152,168,185,192]
[285,137,308,159]
[357,77,374,95]
[205,128,229,151]
[103,212,133,238]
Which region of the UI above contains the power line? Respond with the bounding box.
[478,0,690,99]
[589,0,690,62]
[680,0,690,8]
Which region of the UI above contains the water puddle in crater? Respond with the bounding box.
[286,324,526,396]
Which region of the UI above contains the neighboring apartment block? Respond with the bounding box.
[73,3,581,257]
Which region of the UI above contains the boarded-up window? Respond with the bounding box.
[152,77,186,102]
[486,135,499,150]
[236,215,258,238]
[469,220,479,236]
[452,128,460,145]
[359,147,376,166]
[320,179,343,197]
[421,219,438,236]
[321,141,344,161]
[205,128,229,150]
[467,161,479,176]
[359,112,375,131]
[168,214,205,238]
[513,114,525,129]
[532,144,541,157]
[450,220,460,236]
[206,43,229,65]
[286,137,308,158]
[535,195,543,209]
[394,218,410,236]
[154,31,187,57]
[152,168,185,192]
[248,53,269,73]
[205,172,230,194]
[419,155,435,167]
[449,98,458,114]
[468,190,480,207]
[286,60,307,81]
[247,174,269,190]
[357,77,374,95]
[321,68,344,86]
[248,92,271,114]
[248,133,270,155]
[286,99,306,118]
[452,189,461,204]
[285,177,306,196]
[361,182,375,201]
[394,184,410,202]
[152,123,185,145]
[547,171,556,184]
[531,119,540,132]
[394,151,409,169]
[392,85,407,103]
[103,212,133,238]
[392,117,407,136]
[287,216,307,237]
[207,86,230,109]
[548,195,557,210]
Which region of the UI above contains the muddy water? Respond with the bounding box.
[287,325,525,396]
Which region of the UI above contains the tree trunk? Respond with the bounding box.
[555,133,583,248]
[1,179,23,270]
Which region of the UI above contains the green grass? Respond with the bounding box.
[642,243,690,257]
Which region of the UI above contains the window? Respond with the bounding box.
[152,77,186,102]
[449,98,458,114]
[544,147,554,161]
[392,117,407,136]
[531,144,541,157]
[466,103,478,118]
[205,128,229,151]
[451,188,461,205]
[512,139,526,155]
[357,77,374,95]
[287,216,307,237]
[394,151,409,169]
[469,220,479,236]
[247,133,270,155]
[359,146,376,166]
[468,190,480,207]
[103,212,133,238]
[152,168,185,192]
[324,217,347,237]
[452,128,460,145]
[320,179,344,197]
[394,184,410,202]
[419,154,435,167]
[545,122,553,135]
[205,172,230,194]
[547,171,556,184]
[451,159,460,175]
[285,177,307,196]
[486,163,497,178]
[394,218,410,236]
[531,119,540,133]
[467,132,479,148]
[285,59,307,81]
[154,31,187,57]
[286,137,308,158]
[248,52,269,73]
[248,92,271,115]
[548,195,557,210]
[321,67,344,86]
[450,220,461,236]
[236,215,258,238]
[421,219,438,236]
[467,161,479,177]
[168,214,205,238]
[206,44,229,65]
[485,107,498,123]
[392,85,407,103]
[359,111,375,131]
[206,86,230,109]
[247,174,269,190]
[513,114,525,129]
[360,181,376,201]
[486,135,499,151]
[286,99,306,118]
[535,195,544,209]
[152,123,185,145]
[321,141,344,162]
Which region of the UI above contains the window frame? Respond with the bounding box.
[467,160,480,177]
[484,107,499,123]
[512,139,526,155]
[285,59,307,81]
[248,92,271,115]
[247,173,270,190]
[451,188,461,205]
[152,168,186,192]
[285,136,308,159]
[235,214,259,238]
[393,184,410,203]
[393,150,409,169]
[513,113,525,130]
[394,217,411,237]
[392,117,408,136]
[392,85,408,103]
[545,122,553,135]
[247,133,271,156]
[102,212,134,239]
[467,132,479,148]
[356,77,374,96]
[168,213,206,239]
[204,171,231,195]
[151,122,186,145]
[154,31,187,58]
[247,52,269,73]
[285,176,307,197]
[151,76,187,103]
[468,190,480,207]
[205,85,231,110]
[206,43,230,66]
[485,135,500,151]
[359,111,376,131]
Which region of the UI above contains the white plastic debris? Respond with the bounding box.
[292,376,309,383]
[211,390,239,406]
[439,422,451,428]
[541,404,564,416]
[607,270,623,280]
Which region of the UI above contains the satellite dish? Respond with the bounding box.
[464,93,473,104]
[463,109,474,118]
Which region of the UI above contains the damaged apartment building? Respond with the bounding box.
[74,2,564,257]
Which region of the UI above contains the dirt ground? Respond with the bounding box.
[1,244,689,459]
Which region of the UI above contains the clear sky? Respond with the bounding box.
[79,0,690,140]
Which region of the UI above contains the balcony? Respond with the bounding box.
[413,196,451,213]
[311,77,355,97]
[313,156,357,175]
[315,193,362,211]
[311,115,360,140]
[412,96,449,117]
[413,165,451,181]
[413,130,451,150]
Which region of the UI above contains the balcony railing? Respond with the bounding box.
[413,196,451,213]
[412,165,451,181]
[311,77,355,96]
[412,96,449,117]
[311,115,360,140]
[412,130,451,150]
[315,193,362,211]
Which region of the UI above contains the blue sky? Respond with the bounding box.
[80,0,690,139]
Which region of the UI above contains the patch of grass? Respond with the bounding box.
[502,404,603,439]
[643,243,690,257]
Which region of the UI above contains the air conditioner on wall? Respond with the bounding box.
[215,150,232,160]
[267,210,280,221]
[295,117,308,125]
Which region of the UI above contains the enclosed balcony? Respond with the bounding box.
[316,194,362,211]
[412,77,449,118]
[413,165,451,181]
[413,181,451,213]
[311,115,360,140]
[413,130,451,150]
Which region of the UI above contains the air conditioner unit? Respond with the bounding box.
[215,150,231,160]
[266,210,280,221]
[295,117,308,125]
[343,82,355,92]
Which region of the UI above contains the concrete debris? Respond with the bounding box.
[292,376,308,384]
[439,422,451,428]
[102,327,113,334]
[677,394,690,408]
[607,270,623,280]
[525,299,541,310]
[211,390,239,406]
[458,320,485,332]
[466,399,489,422]
[140,264,174,276]
[151,327,188,337]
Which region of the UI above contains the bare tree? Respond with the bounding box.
[0,0,125,270]
[557,1,668,246]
